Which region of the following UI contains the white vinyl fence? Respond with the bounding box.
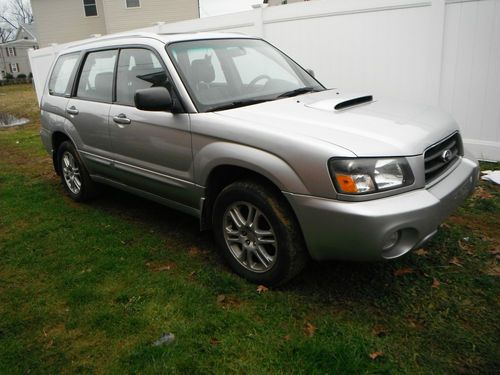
[29,0,500,160]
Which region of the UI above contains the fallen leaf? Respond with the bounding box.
[372,324,387,337]
[394,268,414,277]
[472,186,494,199]
[489,248,500,256]
[256,285,269,293]
[283,335,291,342]
[210,338,220,346]
[415,248,428,256]
[147,262,176,272]
[216,294,226,303]
[188,247,200,257]
[432,278,441,289]
[458,239,474,255]
[449,257,463,267]
[369,351,384,360]
[304,322,316,337]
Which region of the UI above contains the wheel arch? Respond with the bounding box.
[51,131,72,175]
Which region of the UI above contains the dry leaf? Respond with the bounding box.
[210,338,220,346]
[432,278,441,288]
[147,262,176,272]
[415,248,428,256]
[449,257,463,267]
[256,285,269,293]
[394,268,414,277]
[489,248,500,256]
[304,322,316,337]
[369,351,384,360]
[216,294,226,303]
[372,324,387,337]
[188,247,200,256]
[283,335,291,342]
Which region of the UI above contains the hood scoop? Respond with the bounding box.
[306,94,374,112]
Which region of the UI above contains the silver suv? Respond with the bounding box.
[40,32,479,285]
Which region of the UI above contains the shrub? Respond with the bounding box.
[16,73,27,79]
[28,72,33,78]
[5,73,14,79]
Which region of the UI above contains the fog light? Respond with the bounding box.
[382,231,400,251]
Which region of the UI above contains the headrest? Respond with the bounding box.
[94,72,113,97]
[191,55,215,84]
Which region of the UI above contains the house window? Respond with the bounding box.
[10,63,19,73]
[83,0,98,17]
[7,47,16,57]
[126,0,140,8]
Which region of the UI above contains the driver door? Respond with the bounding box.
[108,48,194,208]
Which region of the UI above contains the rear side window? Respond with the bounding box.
[115,48,167,106]
[48,53,80,96]
[77,50,117,102]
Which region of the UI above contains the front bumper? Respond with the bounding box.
[285,157,479,261]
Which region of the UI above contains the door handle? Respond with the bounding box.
[113,113,131,126]
[66,106,79,115]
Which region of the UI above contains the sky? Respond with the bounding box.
[199,0,263,17]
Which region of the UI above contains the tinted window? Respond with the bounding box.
[116,48,167,106]
[48,53,80,96]
[77,50,117,102]
[126,0,140,8]
[83,0,98,17]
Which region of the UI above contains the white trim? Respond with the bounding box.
[6,47,16,57]
[263,0,432,25]
[10,63,19,73]
[125,0,141,9]
[82,0,99,17]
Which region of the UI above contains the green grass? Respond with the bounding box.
[1,84,499,374]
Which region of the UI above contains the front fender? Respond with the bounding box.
[195,141,310,195]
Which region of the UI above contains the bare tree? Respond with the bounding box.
[0,26,14,43]
[0,0,33,41]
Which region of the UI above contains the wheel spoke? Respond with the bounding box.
[63,155,70,168]
[74,177,82,190]
[254,246,271,268]
[229,207,246,228]
[246,205,256,227]
[258,237,276,245]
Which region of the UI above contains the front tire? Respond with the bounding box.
[212,180,308,286]
[57,141,97,202]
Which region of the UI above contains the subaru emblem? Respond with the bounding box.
[441,149,453,162]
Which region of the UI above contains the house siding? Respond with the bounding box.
[31,0,107,47]
[101,0,199,34]
[31,0,199,48]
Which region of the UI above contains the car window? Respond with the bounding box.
[167,39,323,112]
[232,47,300,86]
[48,53,80,96]
[77,49,117,102]
[116,48,167,106]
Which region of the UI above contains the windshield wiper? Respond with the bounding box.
[276,86,318,98]
[207,99,270,112]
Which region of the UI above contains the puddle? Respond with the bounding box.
[0,112,29,128]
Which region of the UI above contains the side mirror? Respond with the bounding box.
[306,68,315,77]
[134,87,173,112]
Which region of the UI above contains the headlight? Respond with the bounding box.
[329,158,414,194]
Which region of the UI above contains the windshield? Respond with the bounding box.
[166,38,324,112]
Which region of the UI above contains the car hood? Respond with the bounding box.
[215,89,458,157]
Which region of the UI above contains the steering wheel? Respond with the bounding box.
[248,74,271,90]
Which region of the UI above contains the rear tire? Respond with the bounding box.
[57,141,97,202]
[212,180,308,286]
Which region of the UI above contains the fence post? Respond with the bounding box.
[252,4,265,38]
[428,0,446,107]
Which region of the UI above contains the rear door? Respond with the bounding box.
[108,47,194,208]
[66,49,117,177]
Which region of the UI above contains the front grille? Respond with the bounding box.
[424,133,462,183]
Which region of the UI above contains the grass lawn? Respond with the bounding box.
[0,84,499,374]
